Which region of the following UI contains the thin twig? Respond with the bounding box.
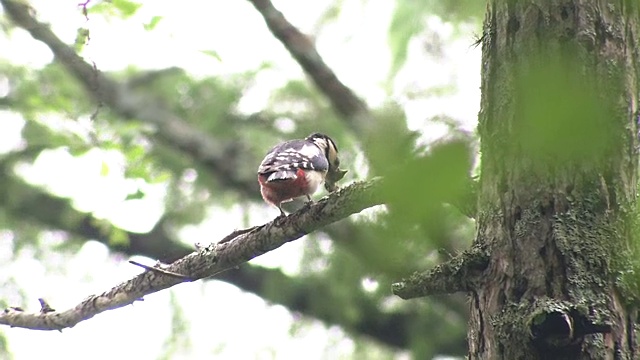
[38,298,55,313]
[78,0,91,21]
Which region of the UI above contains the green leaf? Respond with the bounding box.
[200,50,222,62]
[144,16,163,31]
[74,28,90,52]
[147,170,171,184]
[112,0,142,18]
[90,0,142,19]
[108,228,130,247]
[388,1,423,79]
[125,189,145,200]
[315,0,343,28]
[100,161,110,176]
[387,0,484,81]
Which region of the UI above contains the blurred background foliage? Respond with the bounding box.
[0,0,485,358]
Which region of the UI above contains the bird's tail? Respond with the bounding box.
[266,170,297,182]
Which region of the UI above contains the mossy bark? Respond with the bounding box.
[471,0,640,358]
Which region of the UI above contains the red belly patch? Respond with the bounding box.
[258,169,310,205]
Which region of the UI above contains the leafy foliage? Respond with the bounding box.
[89,0,142,19]
[388,0,484,78]
[0,0,483,358]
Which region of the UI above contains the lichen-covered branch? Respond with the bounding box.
[391,246,489,299]
[0,179,383,330]
[0,163,428,350]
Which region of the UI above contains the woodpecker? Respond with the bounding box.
[258,133,346,216]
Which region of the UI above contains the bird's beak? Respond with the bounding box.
[324,168,348,192]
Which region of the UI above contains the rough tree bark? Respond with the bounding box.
[471,0,640,358]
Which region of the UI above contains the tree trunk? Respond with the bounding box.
[471,0,640,358]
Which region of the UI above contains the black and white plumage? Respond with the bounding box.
[257,133,343,216]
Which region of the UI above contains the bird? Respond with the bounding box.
[257,133,346,216]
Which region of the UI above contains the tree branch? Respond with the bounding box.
[2,0,480,222]
[246,0,371,130]
[246,0,481,220]
[391,245,489,299]
[0,179,383,330]
[0,1,478,346]
[0,0,255,196]
[0,162,437,349]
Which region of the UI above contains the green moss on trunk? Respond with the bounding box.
[471,0,640,358]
